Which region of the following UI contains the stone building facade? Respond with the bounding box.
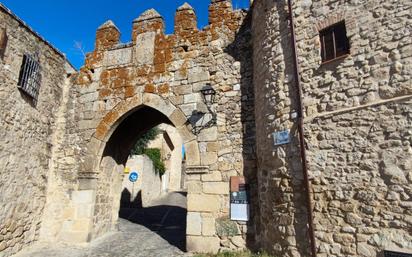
[0,4,74,257]
[252,0,411,256]
[0,0,411,257]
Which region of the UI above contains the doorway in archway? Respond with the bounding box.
[94,105,188,251]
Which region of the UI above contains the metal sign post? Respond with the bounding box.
[128,171,139,203]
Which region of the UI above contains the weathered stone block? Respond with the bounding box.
[59,231,90,244]
[72,190,95,205]
[203,182,229,195]
[187,212,202,236]
[200,152,218,166]
[184,140,201,166]
[72,219,92,232]
[169,109,187,127]
[186,181,202,194]
[202,170,222,182]
[187,194,220,212]
[187,236,220,253]
[104,48,132,67]
[76,204,94,219]
[179,103,197,116]
[202,217,216,236]
[197,127,218,142]
[143,93,175,117]
[230,236,246,248]
[216,217,239,237]
[188,67,210,84]
[134,32,155,65]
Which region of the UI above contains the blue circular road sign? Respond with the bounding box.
[129,171,139,182]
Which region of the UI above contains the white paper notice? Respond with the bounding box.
[230,203,249,221]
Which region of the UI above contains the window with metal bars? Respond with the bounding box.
[320,21,350,63]
[384,250,412,257]
[0,28,7,60]
[17,54,42,101]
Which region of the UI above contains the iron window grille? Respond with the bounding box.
[384,250,412,257]
[320,21,350,63]
[0,28,7,60]
[18,54,42,101]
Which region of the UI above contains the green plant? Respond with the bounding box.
[129,128,166,176]
[144,148,166,176]
[130,128,160,156]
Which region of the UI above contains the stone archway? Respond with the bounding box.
[63,93,201,246]
[87,93,199,171]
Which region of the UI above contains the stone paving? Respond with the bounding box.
[13,193,191,257]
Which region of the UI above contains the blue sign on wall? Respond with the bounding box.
[273,130,290,146]
[129,171,139,182]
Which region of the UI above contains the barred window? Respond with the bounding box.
[0,28,7,60]
[384,250,412,257]
[320,21,350,63]
[18,54,41,101]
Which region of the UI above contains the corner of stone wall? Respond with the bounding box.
[58,190,95,244]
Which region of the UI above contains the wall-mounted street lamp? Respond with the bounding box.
[187,83,217,135]
[200,84,216,105]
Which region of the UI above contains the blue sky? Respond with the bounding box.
[1,0,249,69]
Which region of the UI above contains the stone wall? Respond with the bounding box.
[306,100,412,257]
[121,155,162,208]
[252,0,411,256]
[0,4,73,257]
[48,0,256,253]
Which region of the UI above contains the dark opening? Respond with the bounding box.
[383,250,412,257]
[0,28,7,60]
[320,21,350,63]
[181,45,189,52]
[103,106,187,251]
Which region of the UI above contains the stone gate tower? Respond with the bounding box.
[39,0,257,253]
[1,0,411,257]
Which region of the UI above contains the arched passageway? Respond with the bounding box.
[92,105,188,251]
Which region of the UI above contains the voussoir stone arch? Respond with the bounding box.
[88,92,200,171]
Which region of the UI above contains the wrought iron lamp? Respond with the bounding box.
[200,84,216,105]
[187,83,217,135]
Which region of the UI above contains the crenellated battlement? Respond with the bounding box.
[77,0,247,78]
[95,20,120,51]
[174,3,197,37]
[132,9,165,42]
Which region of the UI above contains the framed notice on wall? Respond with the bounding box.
[230,176,249,221]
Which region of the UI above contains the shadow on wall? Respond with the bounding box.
[249,0,311,255]
[119,188,187,251]
[276,0,311,255]
[224,11,259,250]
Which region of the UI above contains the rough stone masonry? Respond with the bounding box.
[0,0,411,257]
[40,0,257,255]
[0,4,74,257]
[253,0,411,256]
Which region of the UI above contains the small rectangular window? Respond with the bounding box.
[320,21,350,63]
[384,250,412,257]
[0,28,7,60]
[18,54,42,101]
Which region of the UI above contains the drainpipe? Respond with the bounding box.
[286,0,317,256]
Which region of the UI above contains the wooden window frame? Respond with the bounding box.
[319,21,350,63]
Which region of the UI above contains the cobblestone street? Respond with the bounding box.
[13,193,190,257]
